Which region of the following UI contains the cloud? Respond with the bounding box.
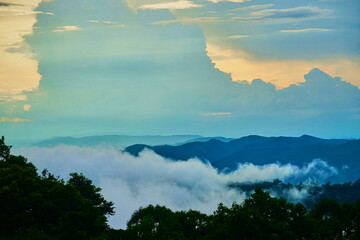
[0,0,42,102]
[251,7,331,19]
[16,146,244,228]
[15,146,340,228]
[227,34,249,39]
[151,17,220,25]
[227,159,338,183]
[6,0,358,141]
[277,68,360,110]
[209,0,250,3]
[139,0,203,10]
[0,117,33,123]
[102,21,117,24]
[0,8,39,16]
[23,104,31,111]
[230,4,275,11]
[233,6,332,22]
[0,2,23,6]
[281,28,331,33]
[201,112,232,116]
[88,20,119,25]
[0,7,53,16]
[0,50,41,101]
[206,43,360,89]
[53,25,82,32]
[284,186,311,203]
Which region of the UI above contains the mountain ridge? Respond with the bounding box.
[124,135,360,181]
[34,134,203,148]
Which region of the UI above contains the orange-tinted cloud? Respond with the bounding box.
[0,116,33,123]
[206,43,360,89]
[0,0,43,102]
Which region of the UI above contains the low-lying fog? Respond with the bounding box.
[15,146,338,229]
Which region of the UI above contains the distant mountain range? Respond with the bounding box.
[184,137,234,143]
[34,135,203,148]
[125,135,360,182]
[34,134,360,181]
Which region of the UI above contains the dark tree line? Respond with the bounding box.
[229,178,360,209]
[0,137,114,240]
[1,136,360,239]
[122,190,360,240]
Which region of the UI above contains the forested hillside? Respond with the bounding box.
[0,137,114,240]
[1,136,359,240]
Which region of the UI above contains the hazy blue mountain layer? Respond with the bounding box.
[125,135,360,182]
[34,135,202,148]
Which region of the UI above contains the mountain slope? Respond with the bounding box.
[34,135,202,148]
[125,135,359,180]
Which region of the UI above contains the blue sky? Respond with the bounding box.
[0,0,359,145]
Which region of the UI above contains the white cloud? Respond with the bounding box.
[285,187,311,202]
[15,146,339,229]
[281,28,331,33]
[102,21,117,24]
[53,25,82,32]
[88,20,119,25]
[139,0,203,10]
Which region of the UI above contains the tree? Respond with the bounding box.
[0,136,114,240]
[68,172,114,216]
[127,205,181,240]
[310,198,345,239]
[0,136,11,160]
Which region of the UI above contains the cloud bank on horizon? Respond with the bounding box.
[15,145,340,228]
[0,0,359,144]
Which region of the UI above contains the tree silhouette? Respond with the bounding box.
[0,136,114,240]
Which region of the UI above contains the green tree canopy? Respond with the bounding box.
[0,136,114,240]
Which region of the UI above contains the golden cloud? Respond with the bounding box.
[0,117,33,123]
[0,0,43,101]
[206,43,360,89]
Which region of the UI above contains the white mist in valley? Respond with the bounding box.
[15,146,338,229]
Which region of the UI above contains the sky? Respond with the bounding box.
[1,0,360,145]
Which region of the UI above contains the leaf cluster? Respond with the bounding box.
[0,137,114,240]
[122,188,360,240]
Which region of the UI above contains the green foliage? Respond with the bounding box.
[1,135,360,240]
[68,172,114,216]
[0,136,114,240]
[230,178,360,209]
[126,205,208,240]
[0,136,11,160]
[124,187,360,240]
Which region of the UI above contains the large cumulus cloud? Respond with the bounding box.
[2,0,360,145]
